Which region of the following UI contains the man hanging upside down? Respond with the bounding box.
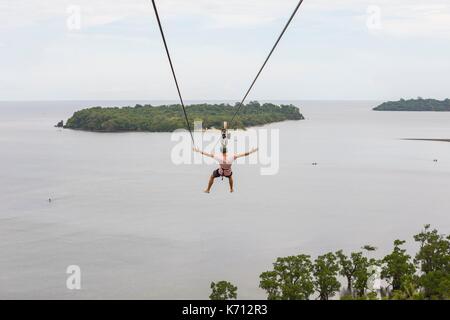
[193,146,258,193]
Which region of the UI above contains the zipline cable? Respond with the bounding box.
[229,0,305,128]
[151,0,194,144]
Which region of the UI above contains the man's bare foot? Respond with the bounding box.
[230,189,234,193]
[204,190,210,193]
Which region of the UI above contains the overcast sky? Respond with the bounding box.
[1,0,449,101]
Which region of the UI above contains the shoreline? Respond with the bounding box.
[62,119,301,133]
[403,138,450,142]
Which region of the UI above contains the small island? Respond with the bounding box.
[373,98,450,111]
[64,101,304,132]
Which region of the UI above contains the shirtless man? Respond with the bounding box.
[193,146,258,193]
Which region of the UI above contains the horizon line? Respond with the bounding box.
[0,98,387,103]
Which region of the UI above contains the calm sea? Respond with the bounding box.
[0,100,449,299]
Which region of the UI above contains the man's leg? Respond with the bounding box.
[205,175,215,193]
[228,176,234,193]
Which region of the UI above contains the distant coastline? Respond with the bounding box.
[64,101,304,132]
[373,98,450,111]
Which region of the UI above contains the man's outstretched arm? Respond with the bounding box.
[235,147,258,159]
[193,147,214,158]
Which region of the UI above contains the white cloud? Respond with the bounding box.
[2,0,449,37]
[380,4,450,39]
[158,0,297,28]
[1,0,450,100]
[0,0,147,30]
[299,0,450,40]
[347,1,450,39]
[0,0,292,30]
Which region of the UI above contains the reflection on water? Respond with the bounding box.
[0,101,449,299]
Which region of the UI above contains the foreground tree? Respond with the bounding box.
[381,240,416,293]
[220,225,448,301]
[259,255,314,300]
[335,250,358,294]
[389,275,423,300]
[414,225,450,299]
[313,252,341,300]
[209,281,238,300]
[336,247,378,298]
[352,252,377,297]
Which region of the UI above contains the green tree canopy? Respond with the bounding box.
[209,225,448,300]
[381,239,416,292]
[352,252,377,297]
[335,250,357,293]
[336,249,378,298]
[313,252,341,300]
[414,225,450,299]
[209,281,238,300]
[259,255,314,300]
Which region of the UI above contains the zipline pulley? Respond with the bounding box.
[220,121,230,150]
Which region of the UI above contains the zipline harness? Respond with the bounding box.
[150,0,305,145]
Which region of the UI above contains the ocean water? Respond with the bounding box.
[0,100,449,299]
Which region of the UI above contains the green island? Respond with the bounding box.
[64,101,304,132]
[374,98,450,111]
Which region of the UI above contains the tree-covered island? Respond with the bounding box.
[64,101,304,132]
[374,98,450,111]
